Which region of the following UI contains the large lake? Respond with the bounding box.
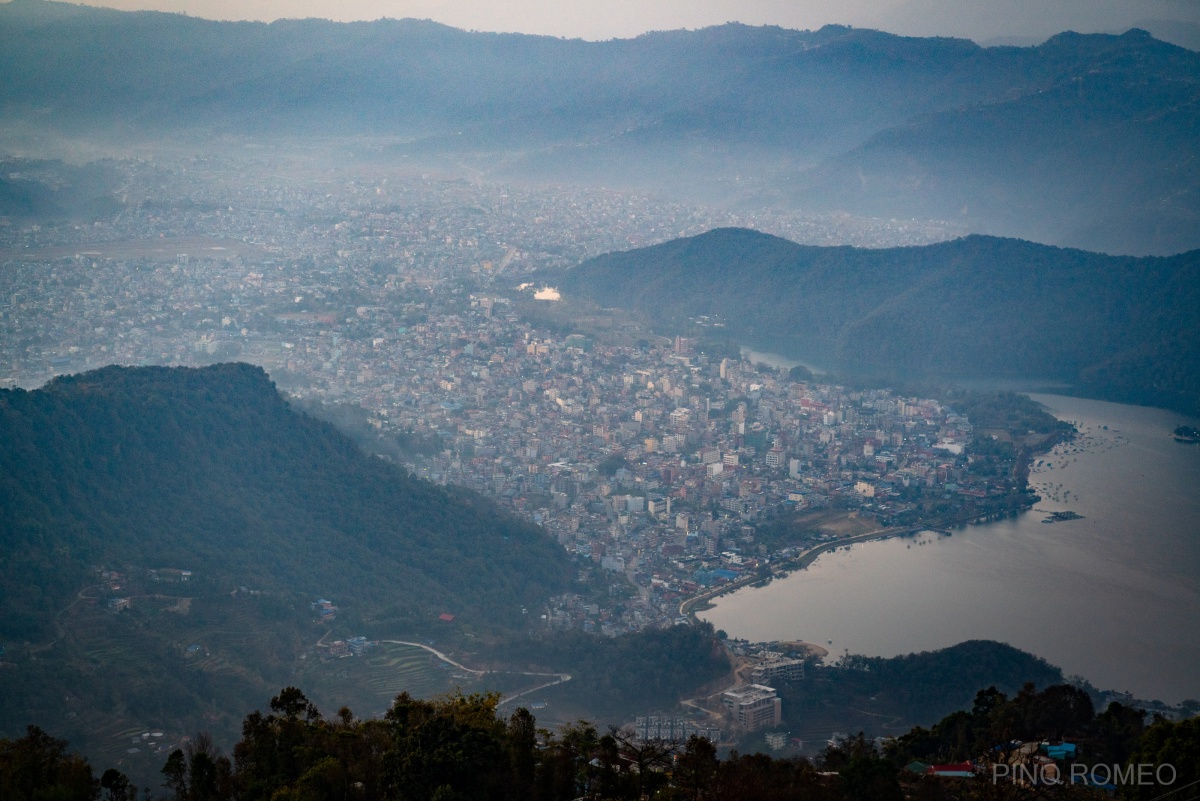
[700,394,1200,703]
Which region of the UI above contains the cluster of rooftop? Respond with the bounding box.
[306,296,1015,633]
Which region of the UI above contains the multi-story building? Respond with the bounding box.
[765,446,785,468]
[722,684,782,731]
[751,657,806,684]
[633,716,723,743]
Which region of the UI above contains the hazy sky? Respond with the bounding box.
[44,0,1200,42]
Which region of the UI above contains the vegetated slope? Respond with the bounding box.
[491,624,731,721]
[0,363,571,641]
[2,3,1198,253]
[783,640,1065,733]
[560,228,1200,414]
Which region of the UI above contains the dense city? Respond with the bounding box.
[0,156,1018,640]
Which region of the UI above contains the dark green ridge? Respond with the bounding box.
[560,228,1200,415]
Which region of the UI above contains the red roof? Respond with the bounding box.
[438,613,456,622]
[928,762,974,774]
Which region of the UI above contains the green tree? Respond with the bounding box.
[159,733,232,801]
[99,769,134,801]
[382,691,509,801]
[674,735,718,801]
[534,720,600,801]
[1014,682,1094,741]
[506,708,537,801]
[611,726,678,798]
[1087,703,1145,767]
[822,733,902,801]
[1121,717,1200,800]
[161,750,187,801]
[0,726,99,801]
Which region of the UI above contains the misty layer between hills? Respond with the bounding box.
[2,2,1198,255]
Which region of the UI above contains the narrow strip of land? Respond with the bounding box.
[680,525,915,623]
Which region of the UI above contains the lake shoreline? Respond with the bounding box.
[697,393,1200,703]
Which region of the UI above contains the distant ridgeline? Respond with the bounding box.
[2,2,1199,253]
[560,229,1200,416]
[0,363,571,640]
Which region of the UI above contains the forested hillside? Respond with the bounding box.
[0,363,572,640]
[6,680,1197,801]
[776,640,1065,741]
[492,624,730,720]
[560,228,1200,415]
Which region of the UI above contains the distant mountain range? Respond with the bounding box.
[0,363,570,641]
[559,228,1200,415]
[1,1,1197,255]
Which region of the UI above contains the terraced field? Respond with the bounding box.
[299,642,471,717]
[1,590,303,787]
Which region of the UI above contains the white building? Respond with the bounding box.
[722,685,782,731]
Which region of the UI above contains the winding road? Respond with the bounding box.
[375,640,571,706]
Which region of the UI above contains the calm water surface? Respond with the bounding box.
[700,394,1200,703]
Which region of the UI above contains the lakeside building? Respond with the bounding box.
[751,657,806,684]
[722,684,782,731]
